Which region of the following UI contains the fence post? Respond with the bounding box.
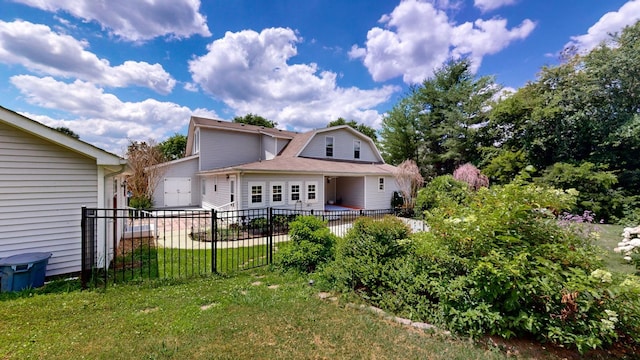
[80,206,88,289]
[212,210,217,273]
[268,207,273,265]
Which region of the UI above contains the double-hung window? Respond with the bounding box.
[289,182,302,204]
[306,181,318,203]
[248,182,265,207]
[325,136,334,157]
[270,182,285,206]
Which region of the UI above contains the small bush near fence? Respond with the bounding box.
[274,216,337,273]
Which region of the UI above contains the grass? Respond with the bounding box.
[596,224,637,275]
[0,269,519,360]
[0,223,635,359]
[97,244,271,286]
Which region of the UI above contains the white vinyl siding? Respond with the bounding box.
[364,175,398,210]
[199,129,261,170]
[299,128,379,162]
[335,177,364,209]
[0,122,99,276]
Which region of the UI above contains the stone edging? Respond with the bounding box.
[317,292,449,334]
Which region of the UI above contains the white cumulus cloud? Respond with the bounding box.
[349,0,535,84]
[12,0,211,42]
[566,0,640,53]
[0,20,175,94]
[10,75,216,154]
[189,27,399,130]
[474,0,517,12]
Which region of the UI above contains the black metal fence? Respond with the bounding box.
[80,207,399,288]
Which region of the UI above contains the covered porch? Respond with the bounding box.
[324,175,365,210]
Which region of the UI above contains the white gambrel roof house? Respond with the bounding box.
[153,116,399,212]
[0,106,127,276]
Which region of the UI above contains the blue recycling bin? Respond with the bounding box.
[0,252,52,292]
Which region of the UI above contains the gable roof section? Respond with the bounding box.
[0,106,125,167]
[185,116,298,156]
[199,125,395,176]
[294,125,385,162]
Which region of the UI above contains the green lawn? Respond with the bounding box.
[0,270,522,360]
[596,224,637,275]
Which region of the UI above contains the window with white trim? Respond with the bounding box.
[289,181,302,204]
[325,136,334,157]
[306,181,318,203]
[270,181,285,206]
[201,179,206,195]
[378,177,385,192]
[354,140,361,159]
[193,128,200,154]
[248,181,265,207]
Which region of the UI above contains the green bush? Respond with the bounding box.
[322,216,412,304]
[536,162,624,222]
[322,180,640,352]
[414,175,470,217]
[249,217,268,229]
[481,148,531,185]
[129,195,153,210]
[275,216,337,273]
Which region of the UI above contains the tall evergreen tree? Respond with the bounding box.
[380,59,498,179]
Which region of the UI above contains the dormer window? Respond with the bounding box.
[326,136,334,157]
[354,140,361,159]
[193,128,200,154]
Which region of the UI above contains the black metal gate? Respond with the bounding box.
[81,207,396,288]
[81,207,281,288]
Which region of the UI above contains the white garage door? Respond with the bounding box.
[164,177,192,207]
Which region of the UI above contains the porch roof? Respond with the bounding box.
[198,156,397,176]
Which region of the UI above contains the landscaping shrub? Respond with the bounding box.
[414,175,471,216]
[322,179,640,353]
[129,195,153,210]
[275,215,337,273]
[536,162,625,222]
[321,216,412,306]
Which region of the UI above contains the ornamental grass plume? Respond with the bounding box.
[393,159,424,209]
[453,163,489,191]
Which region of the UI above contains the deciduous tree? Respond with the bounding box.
[232,113,277,128]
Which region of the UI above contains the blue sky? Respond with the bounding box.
[1,0,639,155]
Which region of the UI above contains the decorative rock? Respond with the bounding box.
[394,317,412,325]
[251,281,262,286]
[411,322,436,330]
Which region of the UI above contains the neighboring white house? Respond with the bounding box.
[153,116,399,212]
[0,106,128,276]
